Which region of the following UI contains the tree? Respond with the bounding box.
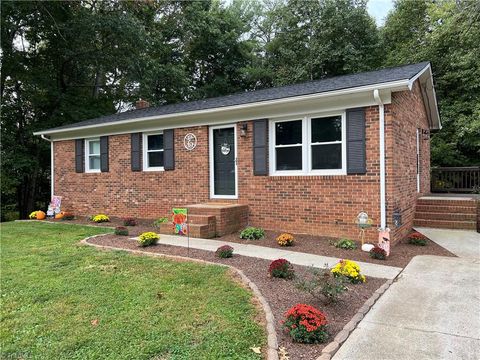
[381,0,480,166]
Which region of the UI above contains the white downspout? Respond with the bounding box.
[40,135,54,199]
[373,90,386,229]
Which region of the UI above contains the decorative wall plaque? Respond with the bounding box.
[183,133,197,151]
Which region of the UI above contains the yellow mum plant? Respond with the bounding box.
[276,233,295,246]
[331,259,366,283]
[91,214,110,223]
[138,232,159,247]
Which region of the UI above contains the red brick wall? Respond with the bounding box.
[387,82,431,241]
[53,82,430,242]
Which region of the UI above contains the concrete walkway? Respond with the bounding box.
[332,255,480,360]
[142,234,402,279]
[415,227,480,258]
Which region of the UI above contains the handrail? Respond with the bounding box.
[431,166,480,193]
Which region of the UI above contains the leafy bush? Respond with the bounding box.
[268,259,295,279]
[331,259,366,283]
[137,232,159,247]
[369,245,387,260]
[215,245,234,258]
[240,227,265,240]
[276,233,295,246]
[153,217,169,228]
[123,217,137,226]
[296,265,347,304]
[115,226,129,236]
[407,232,427,246]
[283,304,329,344]
[334,238,357,250]
[62,212,75,220]
[91,214,110,223]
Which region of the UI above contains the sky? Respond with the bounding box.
[367,0,394,26]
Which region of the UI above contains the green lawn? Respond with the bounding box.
[0,222,265,359]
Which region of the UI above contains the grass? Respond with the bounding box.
[0,222,265,359]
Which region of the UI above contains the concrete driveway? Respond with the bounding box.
[332,255,480,360]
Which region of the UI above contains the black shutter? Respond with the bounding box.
[163,129,175,170]
[100,136,109,172]
[253,119,268,175]
[131,133,142,171]
[346,108,366,174]
[75,139,84,173]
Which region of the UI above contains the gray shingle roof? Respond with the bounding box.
[40,62,429,133]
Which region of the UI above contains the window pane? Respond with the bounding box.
[275,120,302,145]
[89,140,100,155]
[148,151,164,167]
[89,155,101,170]
[276,146,302,171]
[311,144,342,169]
[148,134,163,150]
[311,116,342,143]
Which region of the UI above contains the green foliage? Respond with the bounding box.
[296,265,347,304]
[114,226,129,236]
[215,245,234,258]
[382,0,480,166]
[240,226,265,240]
[334,238,357,250]
[153,217,169,228]
[268,258,295,279]
[0,222,265,359]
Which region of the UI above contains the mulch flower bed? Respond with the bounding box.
[54,216,456,268]
[88,234,386,360]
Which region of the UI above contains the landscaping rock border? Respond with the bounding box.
[80,235,279,360]
[315,279,395,360]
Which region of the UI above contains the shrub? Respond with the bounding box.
[115,226,129,236]
[123,217,137,226]
[240,227,265,240]
[334,238,357,250]
[91,214,110,223]
[296,265,347,304]
[276,233,295,246]
[215,245,234,258]
[331,259,366,283]
[62,212,75,220]
[407,232,427,246]
[268,259,295,279]
[137,232,159,247]
[369,246,387,260]
[153,217,169,228]
[283,304,329,344]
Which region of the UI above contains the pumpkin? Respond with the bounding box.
[55,212,65,219]
[36,210,46,220]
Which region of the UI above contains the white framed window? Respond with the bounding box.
[85,138,101,173]
[143,131,164,171]
[269,112,346,176]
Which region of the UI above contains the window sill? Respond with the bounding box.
[143,167,165,172]
[270,170,346,177]
[85,169,101,173]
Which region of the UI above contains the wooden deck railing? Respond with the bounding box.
[431,166,480,193]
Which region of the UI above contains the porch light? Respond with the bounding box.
[240,123,248,137]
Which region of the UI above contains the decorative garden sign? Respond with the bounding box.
[172,208,188,235]
[183,133,197,151]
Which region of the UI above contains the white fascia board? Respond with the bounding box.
[409,64,441,130]
[36,80,408,140]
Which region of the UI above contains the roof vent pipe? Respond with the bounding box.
[373,89,386,229]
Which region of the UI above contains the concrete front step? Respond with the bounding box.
[414,212,477,221]
[415,204,477,213]
[413,219,477,230]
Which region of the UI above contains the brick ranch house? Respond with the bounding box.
[35,62,441,243]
